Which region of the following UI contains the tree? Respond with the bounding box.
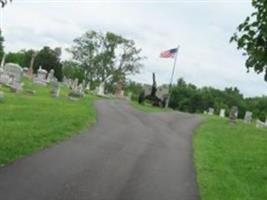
[62,61,85,83]
[68,31,144,90]
[0,31,4,61]
[230,0,267,81]
[34,46,63,81]
[0,0,12,8]
[5,49,34,67]
[124,80,143,101]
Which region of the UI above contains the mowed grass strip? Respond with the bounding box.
[0,79,96,166]
[194,116,267,200]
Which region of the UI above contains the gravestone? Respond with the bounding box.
[0,73,11,85]
[50,79,60,97]
[65,78,72,88]
[244,111,252,123]
[82,80,86,90]
[77,84,84,94]
[4,63,23,82]
[22,67,29,76]
[208,108,214,115]
[72,78,78,90]
[256,119,267,128]
[47,69,55,83]
[0,91,4,102]
[85,82,90,90]
[219,109,225,117]
[97,82,105,96]
[68,81,84,99]
[1,63,23,92]
[229,106,238,123]
[33,66,48,85]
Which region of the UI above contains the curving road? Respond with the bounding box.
[0,100,202,200]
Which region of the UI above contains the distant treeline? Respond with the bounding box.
[126,78,267,121]
[0,30,144,93]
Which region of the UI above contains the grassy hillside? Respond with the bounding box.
[0,79,96,166]
[194,116,267,200]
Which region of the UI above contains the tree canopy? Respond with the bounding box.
[6,47,63,80]
[68,31,144,89]
[231,0,267,81]
[62,60,85,83]
[34,47,63,81]
[162,78,266,120]
[0,0,12,8]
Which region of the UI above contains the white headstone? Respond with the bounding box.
[85,82,90,90]
[0,63,23,91]
[208,108,214,115]
[97,82,105,96]
[33,66,48,85]
[219,109,225,117]
[50,79,60,97]
[47,69,55,83]
[244,111,252,123]
[72,78,78,90]
[256,119,267,128]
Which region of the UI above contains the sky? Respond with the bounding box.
[0,0,266,97]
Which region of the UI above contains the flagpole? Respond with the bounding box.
[165,45,180,109]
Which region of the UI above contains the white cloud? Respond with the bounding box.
[0,0,266,97]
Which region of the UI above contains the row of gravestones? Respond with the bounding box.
[0,62,61,99]
[64,79,131,100]
[33,66,56,86]
[0,62,130,101]
[204,106,267,128]
[63,78,131,100]
[65,78,89,99]
[30,66,61,98]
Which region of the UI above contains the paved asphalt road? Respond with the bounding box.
[0,100,202,200]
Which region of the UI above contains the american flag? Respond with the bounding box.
[160,48,178,58]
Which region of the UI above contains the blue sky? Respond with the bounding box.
[1,0,266,97]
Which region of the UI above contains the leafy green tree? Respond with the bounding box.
[231,0,267,80]
[68,31,143,90]
[5,49,34,67]
[62,61,85,83]
[128,77,267,120]
[124,80,143,101]
[0,0,12,8]
[34,46,63,81]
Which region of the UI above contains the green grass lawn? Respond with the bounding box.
[130,101,172,112]
[0,79,96,166]
[194,116,267,200]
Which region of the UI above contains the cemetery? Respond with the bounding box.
[194,116,267,200]
[0,49,267,200]
[0,1,267,200]
[0,75,97,165]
